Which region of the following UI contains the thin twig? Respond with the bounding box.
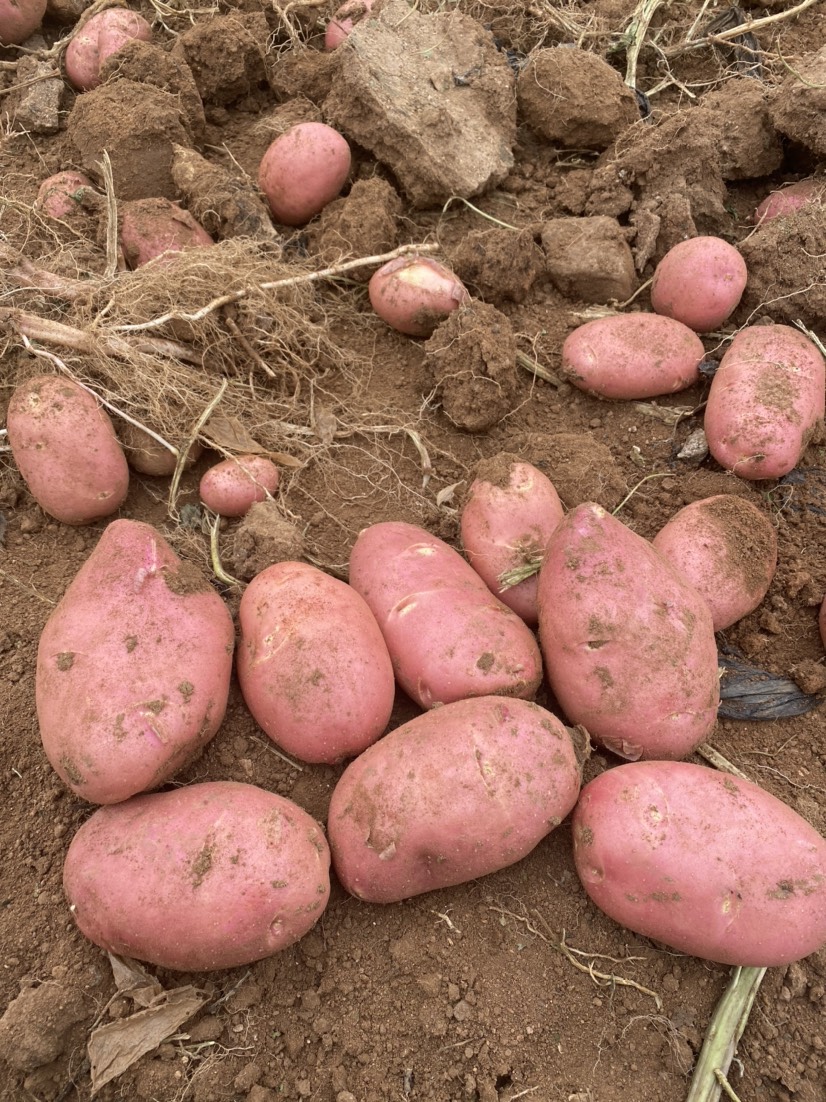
[686,966,766,1102]
[442,196,519,231]
[3,309,202,364]
[695,744,749,781]
[516,350,561,387]
[168,380,228,517]
[209,514,244,588]
[666,0,819,55]
[624,0,663,89]
[248,734,304,772]
[100,151,119,281]
[612,473,672,516]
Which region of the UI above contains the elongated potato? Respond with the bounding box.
[328,696,583,903]
[538,503,719,761]
[348,521,543,708]
[573,761,826,966]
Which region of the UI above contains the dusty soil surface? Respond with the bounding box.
[2,2,826,1101]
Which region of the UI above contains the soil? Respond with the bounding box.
[2,2,826,1102]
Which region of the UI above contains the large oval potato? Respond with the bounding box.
[650,236,747,333]
[704,324,825,480]
[572,761,826,966]
[328,696,583,903]
[7,374,129,525]
[538,503,719,761]
[64,781,331,971]
[348,521,543,708]
[237,562,395,764]
[37,519,234,804]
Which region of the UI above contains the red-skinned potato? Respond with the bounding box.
[237,562,395,764]
[461,454,564,625]
[35,171,94,220]
[0,0,46,44]
[63,781,331,971]
[650,236,747,333]
[538,503,719,761]
[754,179,825,225]
[120,198,213,268]
[37,519,234,804]
[560,313,704,399]
[119,421,202,477]
[258,122,351,226]
[324,0,375,49]
[573,761,826,967]
[704,324,826,480]
[368,255,469,337]
[7,374,129,525]
[64,8,152,91]
[328,696,583,903]
[349,521,543,709]
[652,495,777,631]
[199,455,280,517]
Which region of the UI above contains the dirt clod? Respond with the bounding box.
[0,982,87,1072]
[447,227,545,306]
[541,216,636,303]
[231,502,306,580]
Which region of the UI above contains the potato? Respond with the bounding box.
[328,696,583,903]
[349,521,543,709]
[652,495,777,631]
[573,761,826,966]
[754,179,825,225]
[650,236,747,333]
[7,374,129,525]
[63,781,331,971]
[64,8,153,91]
[538,503,719,761]
[460,454,564,625]
[560,313,704,399]
[237,561,395,764]
[120,198,214,268]
[35,171,94,220]
[0,0,46,44]
[258,123,351,227]
[325,0,375,49]
[368,255,469,337]
[37,519,234,804]
[199,455,280,517]
[119,421,202,477]
[704,324,825,480]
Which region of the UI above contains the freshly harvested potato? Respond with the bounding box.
[704,324,825,480]
[63,781,331,971]
[652,495,777,631]
[328,696,583,903]
[573,761,826,966]
[560,314,704,399]
[258,122,351,226]
[119,421,202,477]
[7,374,129,525]
[35,171,94,220]
[650,236,747,333]
[349,521,543,709]
[237,561,395,764]
[460,453,564,625]
[37,519,234,804]
[368,255,469,337]
[120,198,214,268]
[538,503,719,761]
[324,0,375,49]
[199,455,280,517]
[754,179,825,225]
[0,0,46,44]
[64,8,152,91]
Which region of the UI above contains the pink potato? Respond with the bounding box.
[36,519,234,804]
[573,761,826,966]
[120,198,214,268]
[652,495,777,631]
[754,179,825,225]
[538,503,719,761]
[324,0,375,49]
[63,781,331,971]
[258,122,351,226]
[460,453,564,625]
[6,374,129,525]
[328,696,583,903]
[64,8,153,91]
[199,455,280,517]
[35,171,94,220]
[560,313,705,399]
[119,421,202,477]
[0,0,46,44]
[368,255,469,337]
[704,324,826,480]
[349,521,543,709]
[237,561,395,764]
[650,236,747,333]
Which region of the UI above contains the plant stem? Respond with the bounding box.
[685,966,767,1102]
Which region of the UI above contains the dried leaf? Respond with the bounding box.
[677,428,709,462]
[268,451,304,469]
[436,481,462,507]
[202,413,267,455]
[108,953,162,1009]
[313,404,338,445]
[633,402,693,425]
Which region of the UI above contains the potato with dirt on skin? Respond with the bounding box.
[35,171,95,220]
[258,122,351,226]
[6,374,129,526]
[119,421,202,477]
[0,0,46,44]
[120,197,214,268]
[328,696,584,904]
[650,236,747,333]
[199,454,280,517]
[573,761,826,966]
[368,255,469,337]
[64,8,152,91]
[63,781,331,971]
[754,179,825,225]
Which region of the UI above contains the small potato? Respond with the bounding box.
[328,696,583,903]
[199,455,280,517]
[237,561,395,764]
[704,324,825,480]
[119,421,202,477]
[652,495,777,631]
[35,171,94,220]
[0,0,46,45]
[63,781,331,971]
[573,761,826,966]
[258,122,351,226]
[461,453,564,625]
[7,374,129,526]
[560,313,704,399]
[349,521,543,709]
[120,198,213,268]
[324,0,375,49]
[754,179,825,225]
[64,8,153,91]
[650,236,747,333]
[368,255,469,337]
[538,503,719,761]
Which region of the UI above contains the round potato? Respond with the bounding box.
[119,421,202,477]
[573,761,826,966]
[64,8,152,91]
[35,171,94,220]
[368,255,469,337]
[64,781,331,971]
[258,123,351,227]
[0,0,46,45]
[560,314,704,399]
[7,374,129,525]
[328,696,583,903]
[199,455,280,517]
[650,236,747,333]
[120,198,213,268]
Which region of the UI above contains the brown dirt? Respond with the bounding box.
[2,2,826,1101]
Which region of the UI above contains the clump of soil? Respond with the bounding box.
[446,227,546,306]
[231,502,306,580]
[738,206,826,327]
[0,982,87,1071]
[308,177,402,277]
[769,45,826,158]
[171,11,269,106]
[541,215,636,303]
[99,39,206,141]
[515,431,627,510]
